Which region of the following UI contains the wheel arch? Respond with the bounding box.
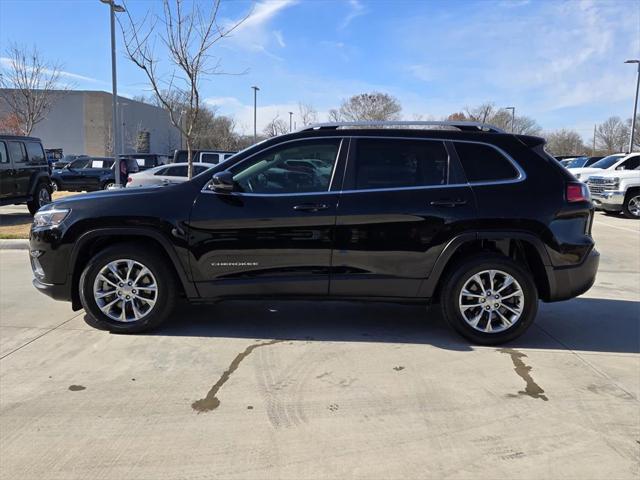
[69,228,197,309]
[418,231,554,302]
[28,171,52,195]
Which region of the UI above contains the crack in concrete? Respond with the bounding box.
[192,339,284,413]
[499,348,548,401]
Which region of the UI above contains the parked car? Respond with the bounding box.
[587,166,640,218]
[127,162,216,188]
[51,157,139,192]
[30,120,599,345]
[53,154,88,170]
[172,149,236,165]
[561,156,603,168]
[118,153,170,172]
[569,153,640,181]
[0,135,52,214]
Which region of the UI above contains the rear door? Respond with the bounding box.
[331,137,477,298]
[6,141,30,196]
[0,141,13,199]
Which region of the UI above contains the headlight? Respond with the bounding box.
[33,208,70,228]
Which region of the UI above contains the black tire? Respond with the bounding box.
[440,254,538,345]
[622,191,640,219]
[102,181,116,190]
[27,181,52,215]
[79,243,177,333]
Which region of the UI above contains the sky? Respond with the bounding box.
[0,0,639,140]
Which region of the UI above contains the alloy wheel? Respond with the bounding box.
[628,195,640,217]
[38,187,51,207]
[458,269,524,333]
[92,259,158,322]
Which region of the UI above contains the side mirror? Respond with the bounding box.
[209,171,235,192]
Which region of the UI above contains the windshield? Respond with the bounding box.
[564,157,588,168]
[590,154,624,169]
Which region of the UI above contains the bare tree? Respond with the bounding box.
[545,129,586,157]
[298,102,318,126]
[460,102,541,135]
[0,43,70,135]
[263,115,288,137]
[596,117,629,154]
[330,92,402,122]
[119,0,248,178]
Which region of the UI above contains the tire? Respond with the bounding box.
[102,181,116,190]
[51,180,60,192]
[622,191,640,219]
[79,243,177,333]
[440,254,538,345]
[27,181,52,215]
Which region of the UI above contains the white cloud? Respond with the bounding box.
[340,0,366,29]
[0,57,100,84]
[273,30,286,48]
[407,64,434,82]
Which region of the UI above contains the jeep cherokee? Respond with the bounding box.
[29,121,599,344]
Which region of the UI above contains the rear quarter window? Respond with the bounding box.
[454,142,519,182]
[25,142,46,165]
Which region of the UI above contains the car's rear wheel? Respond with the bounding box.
[79,244,176,333]
[440,254,538,345]
[622,191,640,219]
[102,181,116,190]
[27,182,52,215]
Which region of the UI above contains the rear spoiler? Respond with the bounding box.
[515,135,546,148]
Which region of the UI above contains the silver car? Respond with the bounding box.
[126,162,217,188]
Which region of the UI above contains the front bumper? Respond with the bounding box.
[545,248,599,302]
[591,190,624,211]
[32,277,72,302]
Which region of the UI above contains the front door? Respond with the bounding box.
[331,137,478,298]
[188,137,346,298]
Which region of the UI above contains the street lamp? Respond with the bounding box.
[504,106,515,133]
[251,86,260,142]
[99,0,126,187]
[288,111,293,132]
[625,59,640,153]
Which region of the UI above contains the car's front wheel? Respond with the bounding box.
[79,244,177,333]
[440,254,538,345]
[622,191,640,219]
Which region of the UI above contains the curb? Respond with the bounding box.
[0,239,29,250]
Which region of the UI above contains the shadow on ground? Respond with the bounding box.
[86,296,640,354]
[0,212,32,226]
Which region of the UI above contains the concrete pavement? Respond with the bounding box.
[0,212,638,479]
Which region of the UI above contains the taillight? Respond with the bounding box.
[127,176,132,183]
[566,182,590,202]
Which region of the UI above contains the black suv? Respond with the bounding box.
[52,157,140,192]
[1,135,52,214]
[29,122,599,344]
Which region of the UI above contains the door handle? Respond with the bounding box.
[430,199,468,207]
[293,203,329,212]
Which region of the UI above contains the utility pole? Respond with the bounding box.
[100,0,125,187]
[251,86,260,142]
[592,124,596,155]
[504,106,515,133]
[625,60,640,152]
[288,111,293,132]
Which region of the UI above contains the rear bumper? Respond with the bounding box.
[545,248,599,302]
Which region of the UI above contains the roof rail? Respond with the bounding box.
[297,120,505,134]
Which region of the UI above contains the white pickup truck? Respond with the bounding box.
[587,166,640,219]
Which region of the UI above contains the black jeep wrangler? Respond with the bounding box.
[29,121,599,344]
[1,135,52,215]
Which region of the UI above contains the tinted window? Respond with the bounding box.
[69,158,91,169]
[166,165,188,177]
[620,155,640,170]
[454,142,518,182]
[25,142,45,164]
[200,153,219,164]
[231,140,340,194]
[194,165,210,175]
[154,167,169,176]
[0,142,8,164]
[590,154,624,169]
[354,139,448,190]
[7,142,27,164]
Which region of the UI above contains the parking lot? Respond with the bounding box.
[0,209,638,479]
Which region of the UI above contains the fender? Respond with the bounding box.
[417,231,553,298]
[28,171,51,195]
[70,227,199,299]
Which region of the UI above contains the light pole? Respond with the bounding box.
[100,0,125,187]
[504,106,515,133]
[251,86,259,142]
[288,111,293,132]
[625,59,640,153]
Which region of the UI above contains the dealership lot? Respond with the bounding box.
[0,211,638,479]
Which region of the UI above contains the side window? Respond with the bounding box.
[194,165,210,175]
[354,139,448,190]
[7,142,27,164]
[230,140,340,194]
[200,153,218,164]
[154,167,169,176]
[25,142,45,164]
[70,158,90,169]
[0,142,8,164]
[454,142,519,182]
[621,155,640,170]
[166,165,188,177]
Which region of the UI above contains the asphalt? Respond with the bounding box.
[0,211,638,480]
